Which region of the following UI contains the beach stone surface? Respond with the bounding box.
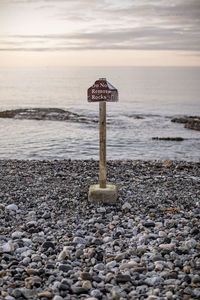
[0,159,199,299]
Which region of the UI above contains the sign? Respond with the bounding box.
[88,78,118,102]
[87,78,119,204]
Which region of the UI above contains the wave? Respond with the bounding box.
[0,108,98,124]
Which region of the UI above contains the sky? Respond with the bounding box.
[0,0,200,67]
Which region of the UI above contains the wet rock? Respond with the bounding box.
[152,137,184,141]
[171,116,200,131]
[0,108,97,124]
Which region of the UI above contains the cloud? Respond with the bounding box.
[0,0,200,52]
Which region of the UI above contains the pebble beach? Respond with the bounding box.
[0,159,200,300]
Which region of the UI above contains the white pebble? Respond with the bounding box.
[6,204,18,211]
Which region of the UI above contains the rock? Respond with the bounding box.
[171,116,200,131]
[25,276,41,289]
[0,160,200,299]
[11,289,22,298]
[20,288,36,299]
[115,274,132,283]
[191,227,199,235]
[192,274,200,284]
[152,137,184,141]
[94,263,105,271]
[143,221,155,228]
[97,207,106,213]
[59,264,72,272]
[145,277,164,286]
[75,248,84,258]
[11,231,23,239]
[193,288,200,298]
[119,260,138,270]
[115,252,127,262]
[183,266,190,274]
[6,204,18,211]
[80,272,93,281]
[158,243,175,250]
[70,286,88,294]
[0,108,97,124]
[22,238,32,246]
[122,202,132,210]
[106,260,117,269]
[154,263,164,271]
[57,247,69,261]
[41,241,55,250]
[90,289,102,298]
[73,237,86,244]
[58,283,69,291]
[165,291,173,299]
[37,291,52,298]
[53,296,64,300]
[111,287,122,299]
[82,280,92,290]
[0,242,15,253]
[25,268,39,275]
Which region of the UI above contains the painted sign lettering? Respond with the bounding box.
[88,78,118,102]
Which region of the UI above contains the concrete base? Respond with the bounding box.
[88,184,118,205]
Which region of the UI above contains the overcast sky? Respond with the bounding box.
[0,0,200,66]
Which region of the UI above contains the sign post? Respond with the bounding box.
[99,101,106,188]
[87,78,118,204]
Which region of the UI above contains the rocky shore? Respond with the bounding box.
[171,116,200,131]
[0,160,200,300]
[0,108,97,124]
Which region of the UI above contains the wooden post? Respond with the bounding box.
[99,101,106,188]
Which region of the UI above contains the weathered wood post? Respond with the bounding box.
[87,78,118,204]
[99,101,106,188]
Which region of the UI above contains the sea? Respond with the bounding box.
[0,66,200,161]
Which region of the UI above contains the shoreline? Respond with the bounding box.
[0,160,200,299]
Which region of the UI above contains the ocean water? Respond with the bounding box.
[0,66,200,161]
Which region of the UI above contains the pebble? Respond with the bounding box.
[119,260,138,270]
[57,247,69,261]
[82,280,92,290]
[145,277,164,286]
[158,243,175,250]
[6,204,18,211]
[80,272,93,281]
[122,202,132,210]
[37,291,52,298]
[73,236,86,244]
[0,159,199,299]
[11,230,23,239]
[0,242,15,253]
[53,296,64,300]
[90,289,102,298]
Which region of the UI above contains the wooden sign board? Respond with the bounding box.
[88,78,118,102]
